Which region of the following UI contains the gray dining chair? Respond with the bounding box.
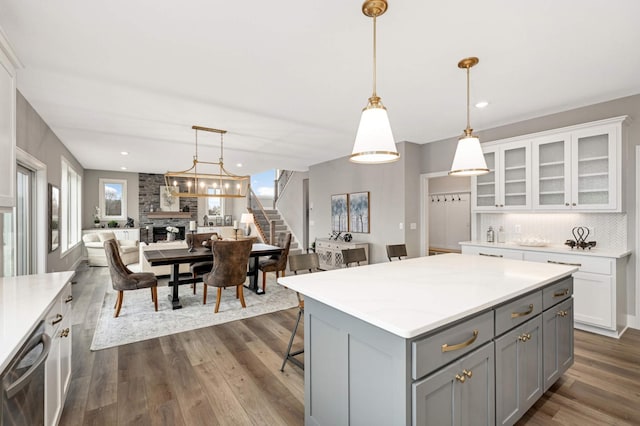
[342,247,367,267]
[386,244,407,261]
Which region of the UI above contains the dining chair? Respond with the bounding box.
[258,232,292,293]
[342,247,367,267]
[202,239,253,313]
[386,244,407,261]
[186,232,219,294]
[104,239,158,318]
[281,252,321,371]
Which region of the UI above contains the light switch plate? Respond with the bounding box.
[399,222,403,230]
[410,223,417,230]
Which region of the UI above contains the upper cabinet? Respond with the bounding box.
[473,117,625,213]
[473,141,531,211]
[0,35,18,208]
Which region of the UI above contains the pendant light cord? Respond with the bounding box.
[372,16,377,97]
[466,65,471,131]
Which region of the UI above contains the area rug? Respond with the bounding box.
[90,276,298,351]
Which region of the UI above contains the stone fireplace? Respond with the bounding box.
[152,225,186,242]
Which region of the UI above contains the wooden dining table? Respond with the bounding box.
[143,243,283,309]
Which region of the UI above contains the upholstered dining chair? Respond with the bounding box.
[386,244,407,261]
[342,247,367,267]
[258,232,292,293]
[186,232,219,294]
[104,239,158,318]
[202,239,253,313]
[280,252,320,371]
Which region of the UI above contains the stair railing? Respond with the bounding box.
[273,170,294,208]
[247,185,276,244]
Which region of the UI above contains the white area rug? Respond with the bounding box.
[90,276,298,351]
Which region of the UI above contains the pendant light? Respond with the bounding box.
[449,57,489,176]
[350,0,400,164]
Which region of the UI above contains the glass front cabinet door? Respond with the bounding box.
[532,133,571,210]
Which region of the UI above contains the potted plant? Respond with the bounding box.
[107,220,118,228]
[94,206,101,227]
[166,226,179,241]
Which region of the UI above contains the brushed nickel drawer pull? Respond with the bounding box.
[51,313,63,325]
[553,289,569,298]
[511,304,534,318]
[479,253,503,258]
[442,330,479,353]
[547,260,581,267]
[65,295,73,303]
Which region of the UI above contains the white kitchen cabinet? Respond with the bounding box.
[460,245,523,260]
[44,280,73,426]
[473,141,531,211]
[0,42,17,208]
[532,121,621,211]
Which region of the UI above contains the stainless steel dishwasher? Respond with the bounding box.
[1,321,51,425]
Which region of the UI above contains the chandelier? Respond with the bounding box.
[164,125,250,198]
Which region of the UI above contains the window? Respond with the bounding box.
[61,158,82,253]
[99,178,127,220]
[207,188,223,216]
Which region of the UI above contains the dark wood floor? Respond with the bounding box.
[61,265,640,425]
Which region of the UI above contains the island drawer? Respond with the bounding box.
[412,311,494,380]
[542,277,573,310]
[495,291,542,336]
[523,252,611,275]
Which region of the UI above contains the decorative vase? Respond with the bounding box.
[167,233,176,241]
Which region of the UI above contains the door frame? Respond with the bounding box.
[634,146,640,329]
[420,171,451,257]
[16,147,47,274]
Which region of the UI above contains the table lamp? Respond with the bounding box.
[240,213,254,237]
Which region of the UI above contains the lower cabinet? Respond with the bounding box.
[495,316,543,426]
[44,281,73,426]
[413,342,495,426]
[543,298,574,391]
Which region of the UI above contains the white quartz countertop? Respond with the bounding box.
[459,241,631,258]
[0,271,75,373]
[278,254,576,339]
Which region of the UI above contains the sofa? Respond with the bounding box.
[82,231,139,266]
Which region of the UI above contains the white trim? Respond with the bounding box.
[16,147,47,274]
[99,178,127,221]
[0,26,23,68]
[633,145,640,330]
[419,171,451,257]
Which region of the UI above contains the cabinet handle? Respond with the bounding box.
[495,204,499,208]
[65,295,73,303]
[455,374,466,383]
[557,310,568,317]
[511,304,534,318]
[518,333,531,342]
[51,313,63,325]
[565,202,570,206]
[547,260,581,267]
[553,289,569,298]
[572,203,576,206]
[463,369,473,378]
[441,330,479,353]
[60,328,70,338]
[500,204,504,207]
[479,253,503,258]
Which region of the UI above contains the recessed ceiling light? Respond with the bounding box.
[475,101,489,109]
[236,163,243,167]
[120,166,127,170]
[120,151,129,155]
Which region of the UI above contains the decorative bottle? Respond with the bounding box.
[498,226,505,243]
[487,226,495,243]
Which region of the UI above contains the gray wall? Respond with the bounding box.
[16,91,84,272]
[83,169,139,228]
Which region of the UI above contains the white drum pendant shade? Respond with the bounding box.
[350,106,399,164]
[449,134,488,176]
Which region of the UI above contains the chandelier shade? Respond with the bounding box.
[349,0,399,164]
[449,57,489,176]
[164,126,250,198]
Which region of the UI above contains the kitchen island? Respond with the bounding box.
[278,253,577,426]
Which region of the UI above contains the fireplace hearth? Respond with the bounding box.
[153,226,186,242]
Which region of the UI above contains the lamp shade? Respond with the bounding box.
[350,106,400,164]
[240,213,254,224]
[449,134,489,176]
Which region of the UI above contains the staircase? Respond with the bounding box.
[253,208,301,255]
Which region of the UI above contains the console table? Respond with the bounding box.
[315,238,369,270]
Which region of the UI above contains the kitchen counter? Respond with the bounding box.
[0,271,75,373]
[459,240,630,258]
[278,253,576,338]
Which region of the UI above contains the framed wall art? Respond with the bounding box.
[49,183,60,252]
[349,191,370,233]
[331,193,348,232]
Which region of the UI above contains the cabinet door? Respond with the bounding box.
[532,134,571,210]
[573,271,614,329]
[0,48,16,207]
[458,343,495,426]
[543,298,574,391]
[495,316,543,426]
[473,148,499,211]
[571,125,617,210]
[501,141,531,210]
[413,361,458,426]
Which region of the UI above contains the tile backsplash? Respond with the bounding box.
[478,213,627,251]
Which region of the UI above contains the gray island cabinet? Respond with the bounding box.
[278,254,576,426]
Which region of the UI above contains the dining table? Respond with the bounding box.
[143,243,283,309]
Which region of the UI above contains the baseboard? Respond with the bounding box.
[626,314,640,330]
[574,322,625,339]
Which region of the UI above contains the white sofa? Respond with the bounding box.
[138,240,192,276]
[82,231,139,266]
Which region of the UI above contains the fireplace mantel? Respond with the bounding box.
[147,212,192,219]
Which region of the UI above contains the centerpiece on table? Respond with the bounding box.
[166,226,179,241]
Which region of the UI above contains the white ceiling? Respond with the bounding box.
[1,1,639,176]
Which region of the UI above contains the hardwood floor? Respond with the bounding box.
[61,264,640,425]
